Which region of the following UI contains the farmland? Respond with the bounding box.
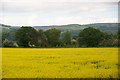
[2,48,118,78]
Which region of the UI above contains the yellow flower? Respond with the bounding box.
[2,48,118,78]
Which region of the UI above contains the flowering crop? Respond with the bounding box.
[2,48,118,78]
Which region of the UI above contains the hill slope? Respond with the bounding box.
[33,23,118,37]
[0,23,118,41]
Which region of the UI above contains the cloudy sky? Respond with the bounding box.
[0,0,119,26]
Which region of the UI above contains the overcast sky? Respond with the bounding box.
[0,0,119,26]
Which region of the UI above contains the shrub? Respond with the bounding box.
[2,39,17,47]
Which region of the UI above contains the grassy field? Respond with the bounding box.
[2,48,118,78]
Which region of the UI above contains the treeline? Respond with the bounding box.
[2,26,120,48]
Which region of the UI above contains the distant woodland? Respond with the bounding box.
[0,23,119,48]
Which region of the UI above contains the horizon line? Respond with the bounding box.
[0,22,118,27]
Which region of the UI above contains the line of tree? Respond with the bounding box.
[2,26,120,48]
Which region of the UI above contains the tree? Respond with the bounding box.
[71,39,77,46]
[99,39,118,47]
[63,31,71,45]
[37,29,48,47]
[117,30,120,46]
[15,26,37,47]
[44,28,61,47]
[98,32,118,47]
[101,32,113,40]
[2,39,17,47]
[0,35,2,47]
[72,35,78,40]
[117,30,120,39]
[78,27,103,47]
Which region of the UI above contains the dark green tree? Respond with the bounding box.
[99,32,119,47]
[15,26,37,47]
[72,35,78,40]
[44,28,61,47]
[37,29,48,47]
[117,30,120,46]
[0,35,2,47]
[117,30,120,39]
[63,31,71,45]
[101,32,113,40]
[78,27,103,47]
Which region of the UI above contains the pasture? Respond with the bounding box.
[2,48,118,78]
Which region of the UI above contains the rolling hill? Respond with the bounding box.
[33,23,118,37]
[0,23,118,42]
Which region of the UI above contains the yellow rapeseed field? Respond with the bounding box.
[2,48,118,78]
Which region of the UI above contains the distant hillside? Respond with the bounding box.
[83,23,118,34]
[0,23,118,41]
[33,23,118,37]
[0,24,19,41]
